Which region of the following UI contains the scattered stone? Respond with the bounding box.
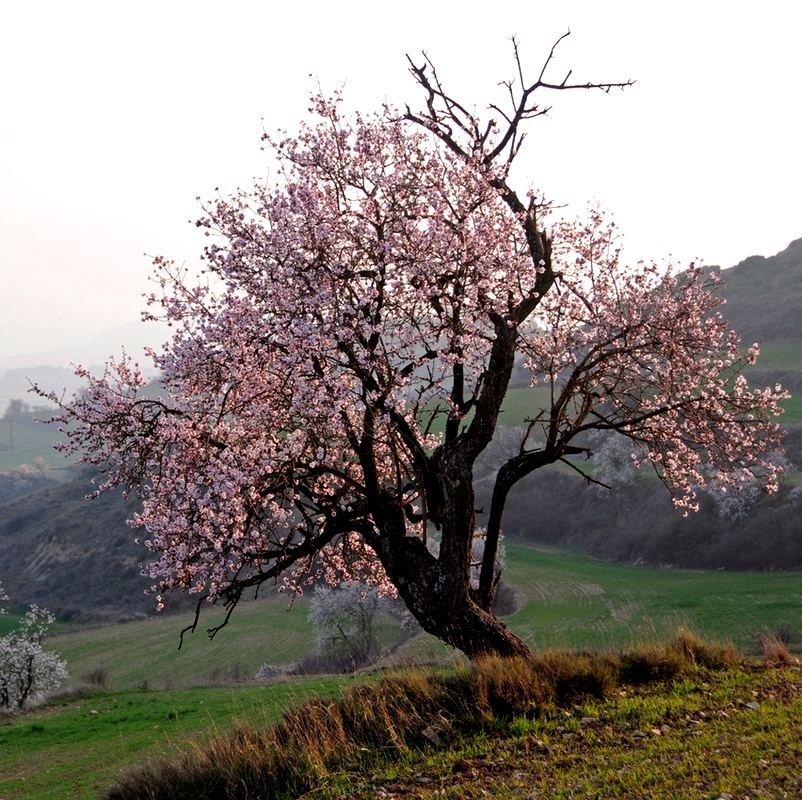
[452,759,473,774]
[745,701,761,711]
[421,726,444,747]
[525,737,551,755]
[580,716,596,725]
[89,710,99,716]
[660,724,671,734]
[649,728,662,737]
[633,730,648,739]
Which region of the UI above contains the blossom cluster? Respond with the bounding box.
[522,210,787,511]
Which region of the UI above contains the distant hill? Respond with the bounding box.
[714,236,802,345]
[0,472,192,622]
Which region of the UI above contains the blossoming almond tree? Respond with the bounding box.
[40,39,787,659]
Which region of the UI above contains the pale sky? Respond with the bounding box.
[1,1,800,368]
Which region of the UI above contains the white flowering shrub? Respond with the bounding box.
[588,430,639,489]
[308,582,399,669]
[0,583,68,710]
[705,452,797,520]
[470,528,506,590]
[255,662,300,679]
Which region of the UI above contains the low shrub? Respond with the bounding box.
[82,665,109,689]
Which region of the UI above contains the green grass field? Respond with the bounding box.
[0,677,351,800]
[48,594,318,691]
[502,543,802,653]
[0,414,73,473]
[753,342,802,371]
[4,542,802,798]
[47,543,802,694]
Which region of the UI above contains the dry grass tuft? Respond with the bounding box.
[757,630,800,666]
[620,629,737,685]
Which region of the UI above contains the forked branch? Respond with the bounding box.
[404,32,634,167]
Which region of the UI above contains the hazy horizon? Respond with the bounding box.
[3,2,801,368]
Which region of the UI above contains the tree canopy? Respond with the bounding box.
[40,39,787,658]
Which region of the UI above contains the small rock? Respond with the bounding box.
[745,701,761,711]
[421,726,443,747]
[649,728,661,737]
[89,710,99,716]
[660,724,671,734]
[452,758,473,774]
[633,730,648,739]
[525,737,550,755]
[580,716,596,725]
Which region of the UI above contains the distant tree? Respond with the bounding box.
[308,582,398,670]
[1,398,28,455]
[0,583,68,710]
[39,37,787,659]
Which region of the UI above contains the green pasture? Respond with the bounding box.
[0,611,74,638]
[502,543,802,653]
[49,594,318,691]
[777,391,802,422]
[0,411,74,474]
[0,677,349,800]
[752,342,802,371]
[4,542,802,798]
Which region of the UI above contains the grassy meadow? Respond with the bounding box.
[503,543,802,653]
[4,647,799,800]
[2,543,800,798]
[0,677,351,799]
[751,342,802,372]
[48,594,318,691]
[0,412,73,474]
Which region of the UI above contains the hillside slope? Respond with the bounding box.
[715,236,802,345]
[0,473,164,621]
